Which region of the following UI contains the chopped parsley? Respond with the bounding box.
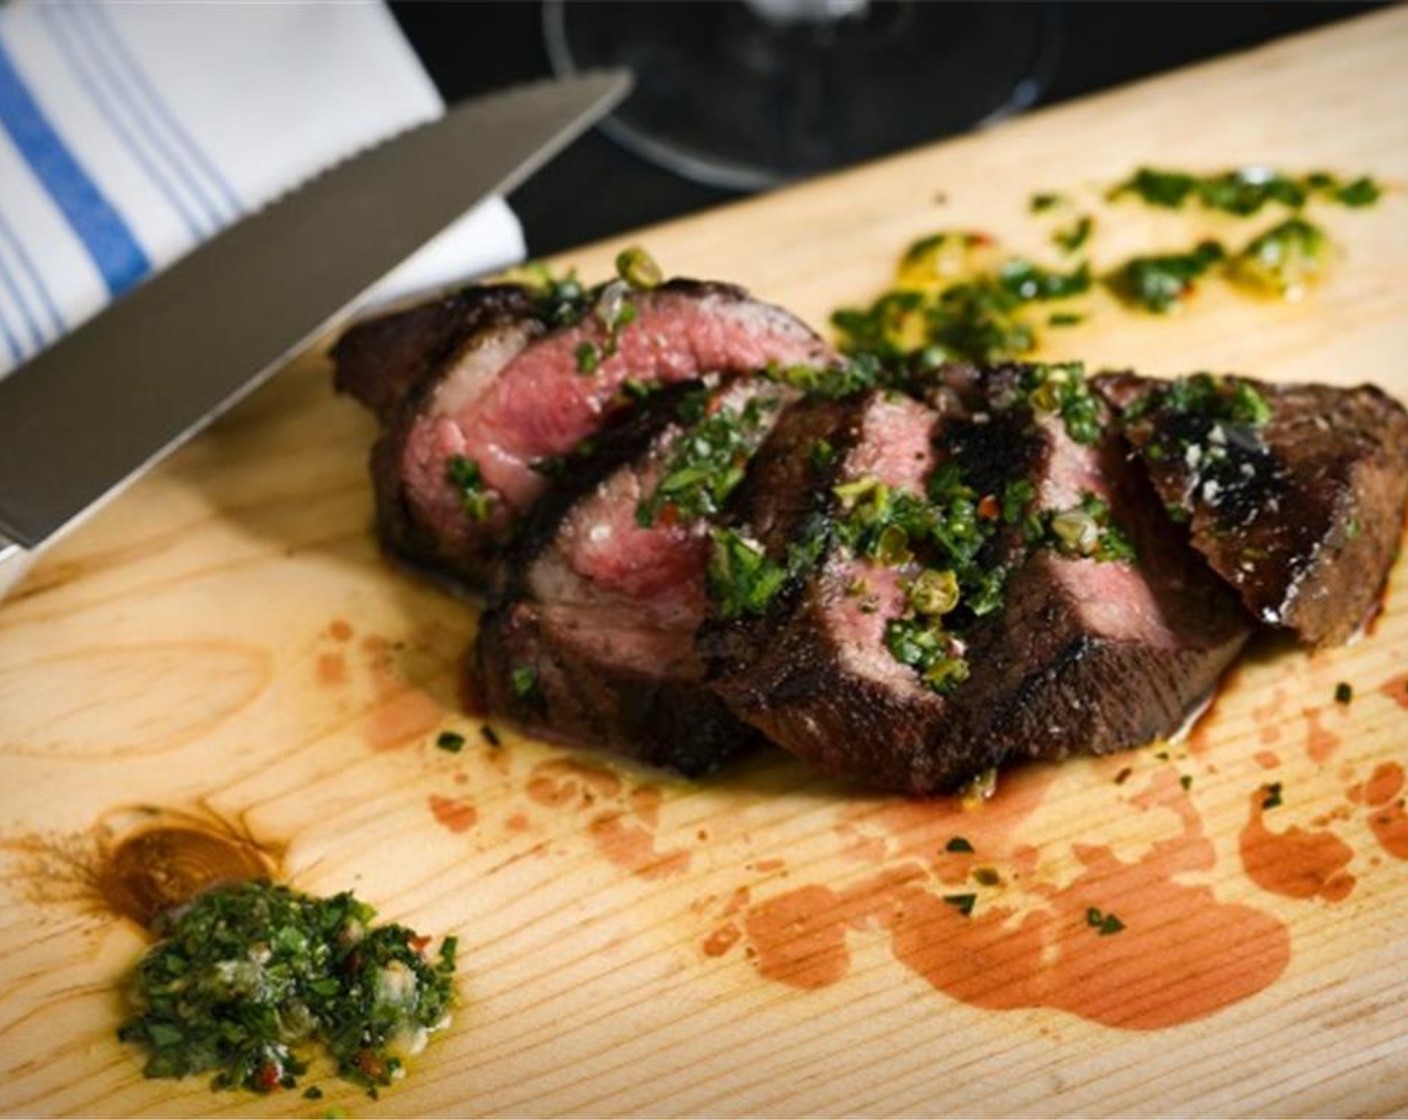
[509,665,539,700]
[706,521,828,621]
[479,725,502,747]
[945,836,975,853]
[1334,682,1353,706]
[446,456,494,522]
[971,867,1002,887]
[1111,166,1383,216]
[1029,191,1065,213]
[1111,240,1226,313]
[1262,782,1284,810]
[1085,906,1125,936]
[943,893,977,916]
[435,731,465,753]
[118,881,456,1097]
[1179,774,1194,791]
[636,395,778,528]
[1053,214,1094,255]
[574,341,601,374]
[1017,362,1104,445]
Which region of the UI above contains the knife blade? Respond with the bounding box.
[0,70,631,569]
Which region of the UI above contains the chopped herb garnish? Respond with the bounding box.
[971,867,1001,887]
[1111,166,1382,216]
[997,259,1092,302]
[1041,493,1136,563]
[943,893,977,917]
[1111,240,1226,313]
[304,1086,324,1100]
[706,530,789,621]
[574,341,601,374]
[435,730,465,753]
[1179,774,1193,791]
[479,725,502,747]
[1230,217,1330,301]
[117,880,456,1097]
[1029,191,1065,213]
[446,456,495,522]
[1334,682,1353,706]
[1085,906,1126,935]
[809,438,837,470]
[1053,214,1094,254]
[636,396,778,528]
[615,245,663,290]
[509,666,539,700]
[885,616,971,695]
[1262,781,1284,810]
[1018,362,1104,445]
[945,836,975,853]
[1048,311,1084,328]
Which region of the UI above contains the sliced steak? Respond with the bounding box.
[332,285,536,422]
[475,378,790,775]
[335,277,834,588]
[703,367,1251,795]
[1096,372,1408,646]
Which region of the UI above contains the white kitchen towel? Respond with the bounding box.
[0,0,526,377]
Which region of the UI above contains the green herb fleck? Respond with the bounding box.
[509,666,539,700]
[945,836,974,853]
[1111,240,1226,313]
[1262,782,1284,810]
[971,867,1002,887]
[636,396,778,528]
[1019,362,1104,445]
[1041,493,1136,564]
[1029,192,1065,213]
[1179,775,1193,791]
[1048,311,1084,328]
[304,1087,324,1101]
[1085,906,1126,935]
[1053,214,1094,255]
[117,881,456,1097]
[1334,682,1353,706]
[943,893,977,917]
[435,730,465,753]
[480,725,502,747]
[446,456,494,522]
[574,341,601,374]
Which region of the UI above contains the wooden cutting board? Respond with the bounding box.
[3,11,1408,1116]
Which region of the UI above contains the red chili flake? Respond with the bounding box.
[977,494,1000,520]
[657,504,680,528]
[409,933,432,954]
[254,1060,282,1093]
[355,1050,386,1081]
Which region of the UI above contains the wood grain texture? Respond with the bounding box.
[2,10,1408,1116]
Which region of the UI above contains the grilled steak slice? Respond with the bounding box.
[332,285,537,421]
[703,368,1250,795]
[335,278,834,588]
[475,378,789,775]
[1097,372,1408,646]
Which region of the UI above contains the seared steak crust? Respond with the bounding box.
[1097,372,1408,645]
[334,279,833,589]
[474,380,787,775]
[704,373,1250,795]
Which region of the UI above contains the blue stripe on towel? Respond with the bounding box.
[40,5,210,240]
[87,3,243,221]
[0,295,24,366]
[0,209,65,336]
[0,243,44,352]
[0,30,149,297]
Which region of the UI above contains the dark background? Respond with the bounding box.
[394,2,1383,257]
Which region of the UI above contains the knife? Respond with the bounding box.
[0,70,631,575]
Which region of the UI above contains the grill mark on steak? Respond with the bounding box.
[704,373,1251,795]
[334,279,834,588]
[1097,372,1408,645]
[474,379,789,775]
